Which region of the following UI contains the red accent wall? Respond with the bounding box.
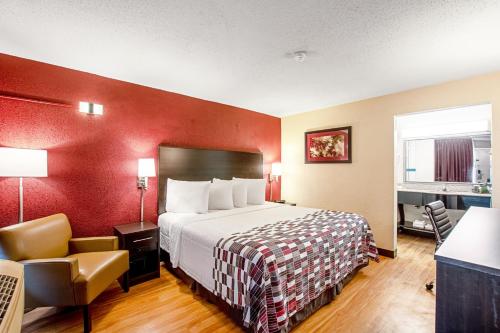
[0,53,281,236]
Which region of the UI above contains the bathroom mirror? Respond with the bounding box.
[404,135,491,183]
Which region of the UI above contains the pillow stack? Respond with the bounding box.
[166,177,267,213]
[213,179,247,208]
[208,180,234,210]
[232,177,266,205]
[165,179,210,213]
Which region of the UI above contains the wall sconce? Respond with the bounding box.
[137,158,156,223]
[269,162,282,202]
[79,101,103,115]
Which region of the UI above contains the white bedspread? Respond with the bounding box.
[158,203,319,290]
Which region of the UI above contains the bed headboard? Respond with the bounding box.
[157,146,263,214]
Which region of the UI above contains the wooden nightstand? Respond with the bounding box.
[113,222,160,286]
[273,200,297,206]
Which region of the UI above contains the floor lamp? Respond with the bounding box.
[137,158,156,224]
[0,147,48,223]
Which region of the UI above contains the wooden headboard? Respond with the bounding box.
[157,146,263,214]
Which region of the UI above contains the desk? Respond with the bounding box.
[435,207,500,332]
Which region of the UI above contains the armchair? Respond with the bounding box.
[0,213,129,332]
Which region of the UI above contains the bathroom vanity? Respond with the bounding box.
[397,188,491,237]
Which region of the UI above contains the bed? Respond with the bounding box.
[157,146,379,333]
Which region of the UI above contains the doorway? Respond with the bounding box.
[394,103,492,244]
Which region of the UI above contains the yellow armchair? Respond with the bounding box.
[0,213,129,332]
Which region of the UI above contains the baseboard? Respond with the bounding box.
[377,247,397,258]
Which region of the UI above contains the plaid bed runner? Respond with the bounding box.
[212,210,379,333]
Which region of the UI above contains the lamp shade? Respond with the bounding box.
[271,162,282,176]
[138,158,156,177]
[0,147,47,177]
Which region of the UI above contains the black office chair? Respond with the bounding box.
[424,200,455,291]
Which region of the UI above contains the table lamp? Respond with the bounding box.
[137,158,156,223]
[269,162,282,202]
[0,147,48,223]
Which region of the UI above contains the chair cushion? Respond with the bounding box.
[68,250,129,304]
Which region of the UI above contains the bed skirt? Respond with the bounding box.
[160,249,367,332]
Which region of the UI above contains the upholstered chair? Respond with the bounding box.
[424,200,455,291]
[0,213,129,332]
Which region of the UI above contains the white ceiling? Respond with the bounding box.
[1,1,500,117]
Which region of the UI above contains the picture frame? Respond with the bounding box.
[305,126,352,163]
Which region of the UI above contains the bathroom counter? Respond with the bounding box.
[397,187,491,197]
[397,188,492,237]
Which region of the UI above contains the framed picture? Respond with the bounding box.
[305,126,352,163]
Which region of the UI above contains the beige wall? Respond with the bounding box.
[281,71,500,251]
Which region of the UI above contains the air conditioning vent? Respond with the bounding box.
[0,260,24,333]
[0,275,18,324]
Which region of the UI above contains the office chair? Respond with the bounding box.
[424,200,454,291]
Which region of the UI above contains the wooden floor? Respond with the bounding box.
[22,234,436,333]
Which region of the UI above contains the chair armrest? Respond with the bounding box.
[21,258,79,281]
[69,236,119,253]
[20,258,80,307]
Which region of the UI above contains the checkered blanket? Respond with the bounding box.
[212,210,379,333]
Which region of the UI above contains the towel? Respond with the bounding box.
[413,220,425,229]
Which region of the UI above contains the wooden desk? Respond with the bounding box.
[434,207,500,332]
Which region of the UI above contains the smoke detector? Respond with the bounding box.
[293,51,307,62]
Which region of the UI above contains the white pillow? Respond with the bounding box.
[213,179,247,208]
[233,177,266,205]
[208,181,234,210]
[166,179,210,213]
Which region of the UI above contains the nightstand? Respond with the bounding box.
[113,222,160,286]
[273,200,297,206]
